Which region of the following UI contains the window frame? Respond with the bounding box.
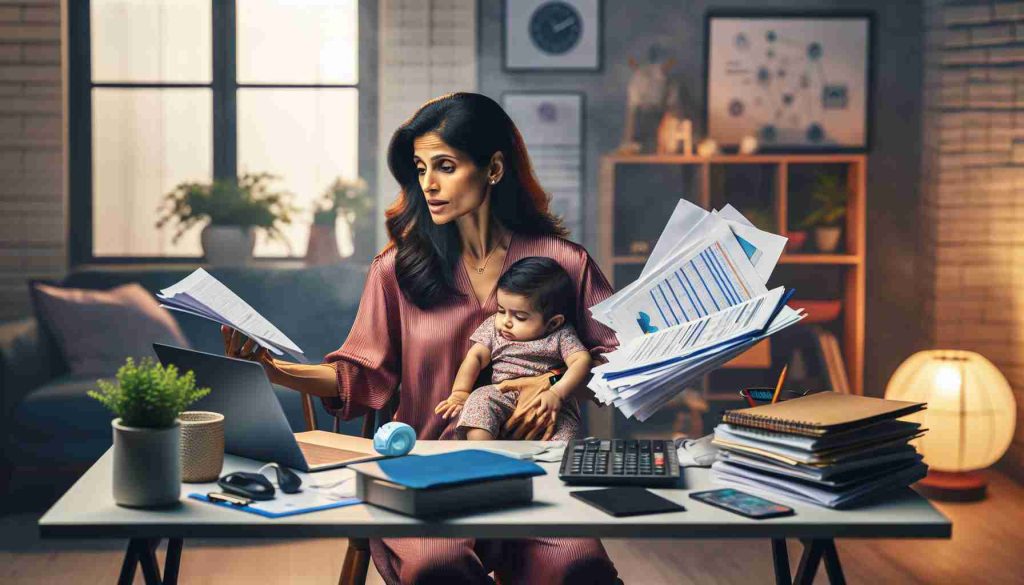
[68,0,364,265]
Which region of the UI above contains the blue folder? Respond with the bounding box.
[350,449,546,489]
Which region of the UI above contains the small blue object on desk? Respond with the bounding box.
[374,421,417,456]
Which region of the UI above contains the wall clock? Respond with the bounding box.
[505,0,601,71]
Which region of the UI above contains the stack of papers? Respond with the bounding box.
[588,200,805,421]
[710,392,929,509]
[158,268,309,363]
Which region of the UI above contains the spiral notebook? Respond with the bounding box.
[721,392,926,437]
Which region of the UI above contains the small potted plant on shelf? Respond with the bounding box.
[157,172,295,265]
[800,172,848,253]
[307,177,372,265]
[88,358,210,508]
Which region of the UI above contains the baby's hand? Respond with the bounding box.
[434,391,470,420]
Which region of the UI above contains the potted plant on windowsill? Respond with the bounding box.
[157,172,295,265]
[800,172,848,253]
[307,177,373,266]
[88,358,210,508]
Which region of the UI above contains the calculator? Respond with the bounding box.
[559,438,681,487]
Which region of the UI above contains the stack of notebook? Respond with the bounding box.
[711,392,929,509]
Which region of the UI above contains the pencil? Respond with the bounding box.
[770,364,788,404]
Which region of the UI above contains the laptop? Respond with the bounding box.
[153,343,383,472]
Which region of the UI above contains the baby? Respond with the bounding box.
[434,256,592,440]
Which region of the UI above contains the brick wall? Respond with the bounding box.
[922,0,1024,480]
[0,0,65,322]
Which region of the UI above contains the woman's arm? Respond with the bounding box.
[222,255,402,420]
[221,326,347,398]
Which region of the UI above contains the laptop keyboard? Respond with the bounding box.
[295,441,372,467]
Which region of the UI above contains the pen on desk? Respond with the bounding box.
[770,364,788,404]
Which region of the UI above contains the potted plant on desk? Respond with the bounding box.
[157,172,295,265]
[800,172,848,253]
[88,358,210,508]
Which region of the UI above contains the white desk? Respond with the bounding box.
[39,441,951,584]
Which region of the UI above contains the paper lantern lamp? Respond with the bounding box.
[885,350,1016,500]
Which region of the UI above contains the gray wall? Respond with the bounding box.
[478,0,926,397]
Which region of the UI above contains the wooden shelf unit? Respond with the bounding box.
[597,153,866,397]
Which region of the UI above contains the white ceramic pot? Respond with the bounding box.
[112,419,181,508]
[180,411,225,483]
[201,225,255,266]
[814,226,843,253]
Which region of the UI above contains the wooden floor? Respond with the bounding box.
[2,472,1022,584]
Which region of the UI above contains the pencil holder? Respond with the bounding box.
[179,411,225,483]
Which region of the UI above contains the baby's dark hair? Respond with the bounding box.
[497,257,576,323]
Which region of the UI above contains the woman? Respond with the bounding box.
[223,92,620,584]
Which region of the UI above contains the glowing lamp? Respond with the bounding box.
[885,350,1016,500]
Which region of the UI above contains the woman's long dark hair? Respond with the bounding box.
[384,92,567,309]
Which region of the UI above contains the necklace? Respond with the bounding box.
[465,235,507,274]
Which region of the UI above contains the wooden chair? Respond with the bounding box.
[301,391,399,585]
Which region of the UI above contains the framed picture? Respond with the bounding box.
[504,0,602,71]
[704,11,874,152]
[501,92,585,239]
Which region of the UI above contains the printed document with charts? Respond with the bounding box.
[589,200,804,421]
[156,268,309,363]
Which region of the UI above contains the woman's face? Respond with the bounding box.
[413,132,494,225]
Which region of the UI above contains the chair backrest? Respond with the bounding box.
[302,391,400,438]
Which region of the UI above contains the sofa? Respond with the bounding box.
[0,263,369,493]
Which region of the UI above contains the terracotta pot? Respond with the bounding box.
[306,223,343,266]
[786,230,808,253]
[201,225,254,266]
[814,226,843,253]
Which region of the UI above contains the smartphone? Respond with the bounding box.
[689,488,794,519]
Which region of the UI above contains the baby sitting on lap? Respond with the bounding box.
[435,256,593,441]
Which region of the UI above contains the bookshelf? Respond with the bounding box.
[597,153,866,404]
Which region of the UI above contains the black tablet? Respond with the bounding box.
[570,487,686,517]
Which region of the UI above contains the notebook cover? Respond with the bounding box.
[348,449,546,489]
[722,392,926,437]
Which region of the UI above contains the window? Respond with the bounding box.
[69,0,360,262]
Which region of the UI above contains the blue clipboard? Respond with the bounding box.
[189,493,362,518]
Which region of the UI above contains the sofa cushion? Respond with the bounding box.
[30,282,190,377]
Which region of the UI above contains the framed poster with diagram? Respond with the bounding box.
[704,11,874,152]
[504,0,602,71]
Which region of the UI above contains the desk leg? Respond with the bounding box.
[794,539,846,585]
[138,538,162,585]
[117,539,140,585]
[771,539,791,585]
[821,539,846,585]
[116,537,184,585]
[164,538,184,585]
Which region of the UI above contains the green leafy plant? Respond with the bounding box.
[156,172,296,243]
[800,173,848,229]
[313,177,371,226]
[88,358,211,428]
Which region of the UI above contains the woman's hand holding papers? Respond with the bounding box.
[221,325,269,364]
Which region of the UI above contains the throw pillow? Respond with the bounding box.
[30,282,190,377]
